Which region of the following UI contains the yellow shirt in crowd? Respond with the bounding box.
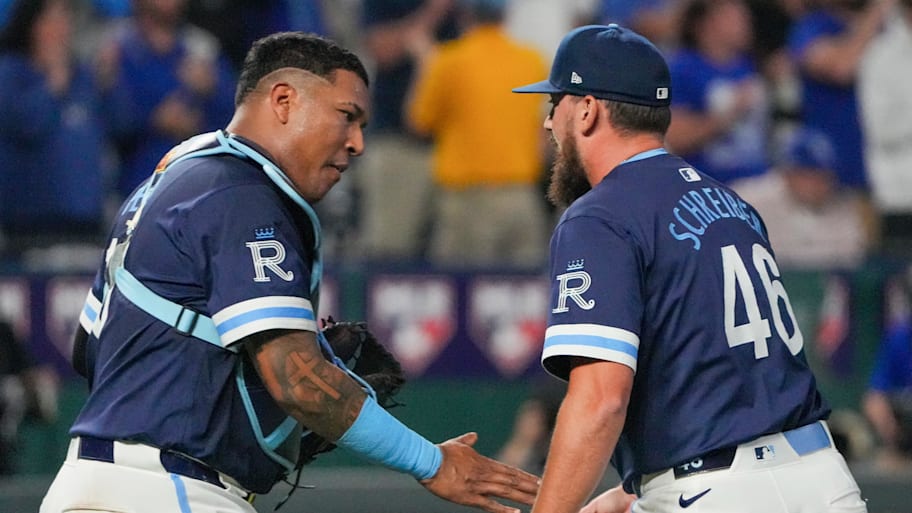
[408,26,548,189]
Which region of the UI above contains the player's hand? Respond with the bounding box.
[152,94,202,139]
[420,432,540,513]
[579,485,636,513]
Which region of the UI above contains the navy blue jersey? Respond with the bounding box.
[74,133,318,492]
[541,151,829,487]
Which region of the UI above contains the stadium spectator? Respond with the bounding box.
[731,127,871,270]
[746,0,804,140]
[99,0,236,198]
[406,0,550,269]
[0,320,28,475]
[0,320,58,475]
[787,0,896,190]
[597,0,679,49]
[497,376,566,475]
[862,267,912,470]
[355,0,458,263]
[859,0,912,257]
[665,0,771,184]
[0,0,125,260]
[504,0,598,62]
[185,0,329,71]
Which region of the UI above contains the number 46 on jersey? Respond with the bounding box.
[721,243,804,359]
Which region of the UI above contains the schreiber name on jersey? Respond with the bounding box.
[668,168,765,251]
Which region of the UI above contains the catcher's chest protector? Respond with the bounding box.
[92,131,330,472]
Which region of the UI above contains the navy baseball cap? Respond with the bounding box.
[513,24,671,107]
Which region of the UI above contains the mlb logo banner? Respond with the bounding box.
[46,277,94,359]
[0,278,31,341]
[317,275,339,321]
[468,277,549,378]
[367,275,457,377]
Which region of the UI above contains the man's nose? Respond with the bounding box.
[347,127,364,156]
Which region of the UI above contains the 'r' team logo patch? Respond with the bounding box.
[246,227,294,282]
[552,259,595,313]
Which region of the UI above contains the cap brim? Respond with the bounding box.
[512,80,563,94]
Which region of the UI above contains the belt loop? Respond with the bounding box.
[78,436,115,463]
[784,421,831,456]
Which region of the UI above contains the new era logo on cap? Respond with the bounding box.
[512,24,672,107]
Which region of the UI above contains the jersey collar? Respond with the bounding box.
[620,148,668,165]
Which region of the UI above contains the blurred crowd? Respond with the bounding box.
[0,0,910,271]
[1,0,912,474]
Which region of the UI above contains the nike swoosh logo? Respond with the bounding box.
[678,488,711,508]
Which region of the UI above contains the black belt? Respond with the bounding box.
[671,446,736,478]
[630,447,736,496]
[77,436,226,490]
[631,422,832,496]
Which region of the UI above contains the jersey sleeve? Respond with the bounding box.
[542,214,644,380]
[78,267,105,334]
[182,184,318,347]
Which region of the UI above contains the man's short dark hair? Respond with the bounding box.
[235,32,369,106]
[603,100,671,137]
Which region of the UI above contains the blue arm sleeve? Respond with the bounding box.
[337,396,443,480]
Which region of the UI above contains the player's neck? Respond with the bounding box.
[584,134,665,184]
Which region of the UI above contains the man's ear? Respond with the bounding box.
[579,96,599,136]
[270,82,296,124]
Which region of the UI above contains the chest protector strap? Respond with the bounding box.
[103,130,354,472]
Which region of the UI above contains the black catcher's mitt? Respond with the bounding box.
[296,317,405,465]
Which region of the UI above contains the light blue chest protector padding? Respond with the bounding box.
[102,130,373,472]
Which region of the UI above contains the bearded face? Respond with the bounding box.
[547,130,591,208]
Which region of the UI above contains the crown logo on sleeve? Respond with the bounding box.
[254,227,275,240]
[566,259,585,271]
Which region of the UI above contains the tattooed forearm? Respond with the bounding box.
[286,351,341,400]
[246,330,366,441]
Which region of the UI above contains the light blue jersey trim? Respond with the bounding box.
[170,474,193,513]
[544,334,639,358]
[621,148,667,165]
[82,302,98,324]
[80,290,102,332]
[215,306,315,336]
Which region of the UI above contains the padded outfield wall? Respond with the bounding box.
[1,262,911,511]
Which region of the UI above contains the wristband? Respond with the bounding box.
[336,395,443,480]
